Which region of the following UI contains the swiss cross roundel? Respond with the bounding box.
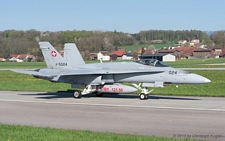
[51,50,57,57]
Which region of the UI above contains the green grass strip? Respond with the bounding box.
[1,58,225,69]
[0,124,196,141]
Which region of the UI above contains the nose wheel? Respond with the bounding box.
[132,83,154,100]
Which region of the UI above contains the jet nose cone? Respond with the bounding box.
[187,74,211,84]
[204,78,211,83]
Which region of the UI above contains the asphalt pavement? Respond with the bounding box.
[0,91,225,140]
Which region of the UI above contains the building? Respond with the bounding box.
[178,40,187,44]
[90,53,98,60]
[137,48,146,55]
[97,51,110,61]
[219,47,225,57]
[139,54,175,62]
[9,54,18,62]
[157,49,179,59]
[193,48,215,58]
[173,46,198,59]
[191,39,200,44]
[0,58,6,62]
[157,50,176,54]
[122,53,133,60]
[213,47,222,58]
[111,49,126,60]
[17,54,29,62]
[9,54,35,62]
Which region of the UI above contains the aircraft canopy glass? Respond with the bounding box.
[134,59,169,67]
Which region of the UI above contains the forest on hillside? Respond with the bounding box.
[0,29,224,58]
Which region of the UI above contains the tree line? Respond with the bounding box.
[0,29,224,59]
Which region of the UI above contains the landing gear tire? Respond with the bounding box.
[74,90,82,98]
[95,92,103,97]
[139,93,148,100]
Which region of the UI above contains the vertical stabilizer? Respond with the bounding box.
[64,43,85,67]
[39,42,68,69]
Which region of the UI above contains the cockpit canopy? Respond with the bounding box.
[134,59,169,67]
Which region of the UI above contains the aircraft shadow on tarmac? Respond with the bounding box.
[19,91,200,101]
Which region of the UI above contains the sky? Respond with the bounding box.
[0,0,225,33]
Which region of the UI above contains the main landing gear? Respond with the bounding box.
[73,90,82,98]
[95,92,103,97]
[139,93,148,100]
[73,85,101,98]
[132,83,154,100]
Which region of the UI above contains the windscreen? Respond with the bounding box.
[134,59,169,67]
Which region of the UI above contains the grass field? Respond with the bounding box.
[165,58,225,68]
[0,124,196,141]
[0,70,71,92]
[0,70,224,97]
[1,58,225,69]
[0,62,47,69]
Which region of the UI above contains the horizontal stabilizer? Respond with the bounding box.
[11,70,37,75]
[12,70,57,79]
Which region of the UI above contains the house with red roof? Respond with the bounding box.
[173,46,198,59]
[156,46,199,59]
[17,54,29,60]
[157,50,176,54]
[9,54,36,62]
[144,48,156,55]
[9,54,18,62]
[137,47,155,55]
[111,49,126,60]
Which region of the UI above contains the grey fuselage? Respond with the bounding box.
[38,61,210,86]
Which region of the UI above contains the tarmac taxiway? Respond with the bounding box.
[0,91,225,140]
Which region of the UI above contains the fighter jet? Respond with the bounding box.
[12,42,211,100]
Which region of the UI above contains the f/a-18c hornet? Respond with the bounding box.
[12,42,211,100]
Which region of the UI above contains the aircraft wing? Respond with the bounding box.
[59,69,164,76]
[12,69,164,78]
[12,70,36,75]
